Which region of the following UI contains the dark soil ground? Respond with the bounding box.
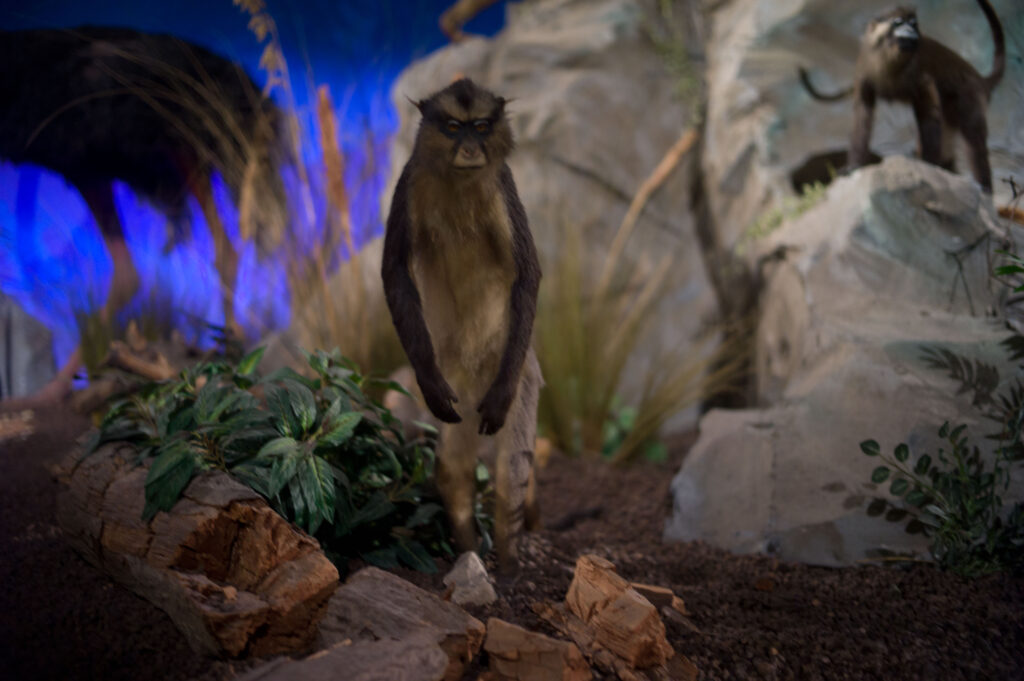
[1,406,1022,681]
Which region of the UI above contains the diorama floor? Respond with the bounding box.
[1,406,1022,681]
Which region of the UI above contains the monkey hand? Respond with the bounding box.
[477,384,513,436]
[419,372,461,423]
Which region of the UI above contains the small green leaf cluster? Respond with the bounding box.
[87,347,462,573]
[860,422,1024,576]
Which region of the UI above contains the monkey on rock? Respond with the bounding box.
[382,78,541,573]
[799,0,1005,193]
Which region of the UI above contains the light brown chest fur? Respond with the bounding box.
[408,172,516,397]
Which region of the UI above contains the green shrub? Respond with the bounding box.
[859,423,1023,576]
[86,347,470,573]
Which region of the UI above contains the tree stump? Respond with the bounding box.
[56,442,339,657]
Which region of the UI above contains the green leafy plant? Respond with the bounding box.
[859,423,1023,576]
[87,347,464,573]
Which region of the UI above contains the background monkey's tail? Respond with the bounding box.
[797,67,853,102]
[978,0,1005,95]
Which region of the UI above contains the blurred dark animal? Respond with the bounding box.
[798,0,1005,192]
[382,78,541,573]
[0,26,286,403]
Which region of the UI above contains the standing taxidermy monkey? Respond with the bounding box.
[798,0,1005,192]
[382,78,541,572]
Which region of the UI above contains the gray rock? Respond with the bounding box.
[666,158,1024,566]
[443,551,497,607]
[0,292,55,399]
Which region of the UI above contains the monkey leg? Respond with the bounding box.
[847,84,876,170]
[912,84,944,169]
[961,114,993,193]
[437,418,484,554]
[493,350,542,573]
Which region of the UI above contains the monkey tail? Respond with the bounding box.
[978,0,1005,95]
[797,67,853,102]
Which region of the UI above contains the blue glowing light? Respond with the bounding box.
[0,0,507,377]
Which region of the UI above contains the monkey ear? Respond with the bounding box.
[406,95,426,113]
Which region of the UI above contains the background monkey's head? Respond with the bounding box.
[411,78,514,177]
[864,7,920,60]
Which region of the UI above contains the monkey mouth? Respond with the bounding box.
[453,156,486,169]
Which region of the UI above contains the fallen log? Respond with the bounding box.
[56,442,339,657]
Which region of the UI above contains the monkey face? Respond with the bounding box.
[867,8,920,55]
[413,78,514,175]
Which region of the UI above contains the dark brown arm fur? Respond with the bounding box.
[477,164,541,435]
[382,167,462,423]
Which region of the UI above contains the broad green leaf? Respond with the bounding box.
[949,424,967,441]
[890,478,909,496]
[405,502,443,529]
[237,346,266,376]
[362,545,401,570]
[938,422,950,438]
[859,440,881,457]
[258,436,299,459]
[871,466,891,484]
[894,444,909,463]
[269,451,301,498]
[395,539,438,574]
[368,378,412,399]
[283,379,317,434]
[298,456,335,534]
[266,385,301,437]
[913,454,932,476]
[289,475,310,530]
[143,444,199,520]
[905,489,928,507]
[320,412,362,448]
[351,491,395,528]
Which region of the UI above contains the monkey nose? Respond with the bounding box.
[454,144,485,168]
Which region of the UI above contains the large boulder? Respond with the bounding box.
[666,157,1024,566]
[702,0,1023,248]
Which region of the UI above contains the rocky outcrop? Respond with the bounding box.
[666,157,1024,565]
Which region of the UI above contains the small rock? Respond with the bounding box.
[443,551,497,607]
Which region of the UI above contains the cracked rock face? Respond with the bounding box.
[666,158,1024,566]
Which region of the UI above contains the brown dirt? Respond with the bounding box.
[1,408,1022,681]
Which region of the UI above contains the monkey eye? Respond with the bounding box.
[446,119,462,133]
[474,120,491,134]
